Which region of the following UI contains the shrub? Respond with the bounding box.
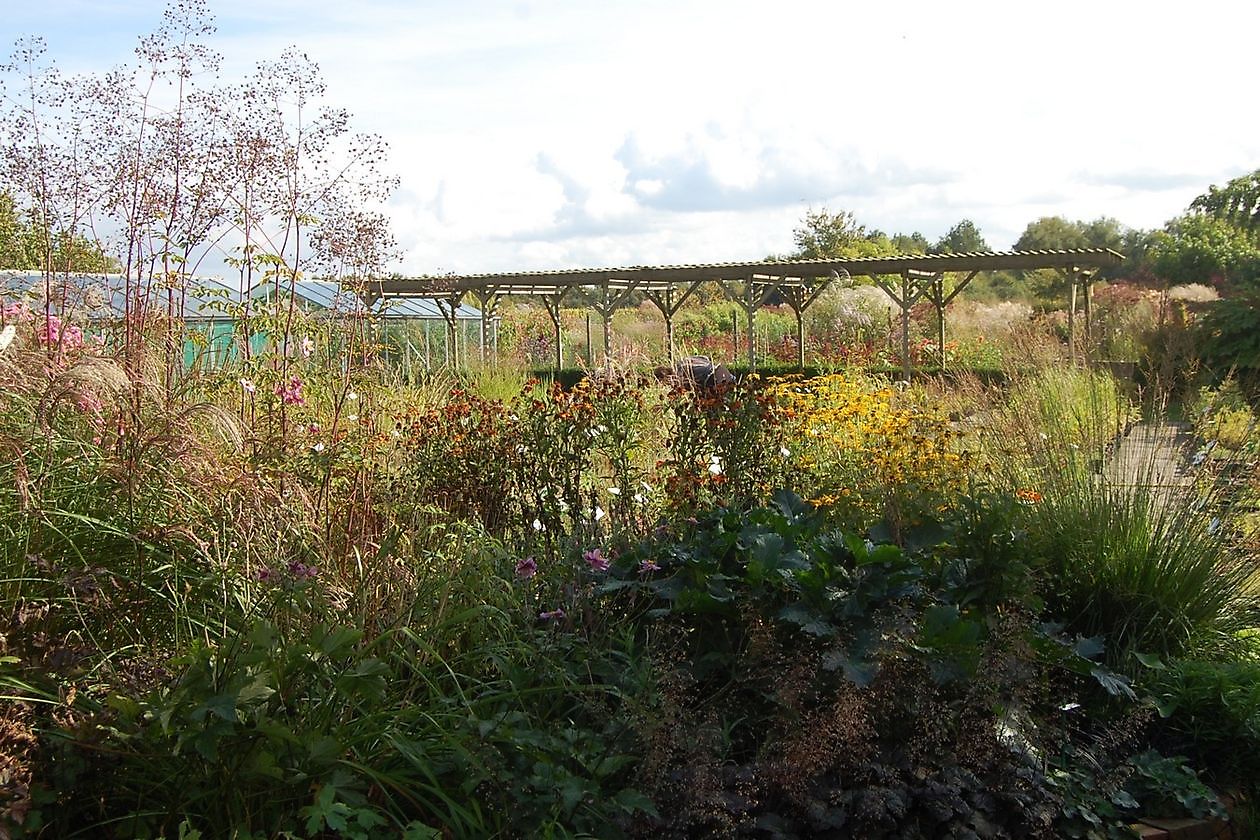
[1146,656,1260,793]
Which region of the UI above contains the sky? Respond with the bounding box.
[3,0,1258,276]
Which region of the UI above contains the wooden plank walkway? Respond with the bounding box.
[1105,421,1196,501]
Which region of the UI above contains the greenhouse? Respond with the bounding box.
[0,272,482,370]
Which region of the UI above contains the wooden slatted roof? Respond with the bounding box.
[366,248,1124,297]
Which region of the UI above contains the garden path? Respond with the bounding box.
[1105,421,1196,502]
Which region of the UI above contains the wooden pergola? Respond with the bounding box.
[363,248,1123,377]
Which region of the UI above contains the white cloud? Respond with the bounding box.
[6,0,1260,274]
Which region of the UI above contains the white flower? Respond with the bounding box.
[593,505,606,522]
[347,414,358,422]
[607,486,621,496]
[301,336,314,358]
[532,518,545,532]
[708,454,723,476]
[633,493,647,505]
[780,446,791,457]
[239,377,256,394]
[346,391,358,401]
[312,442,325,453]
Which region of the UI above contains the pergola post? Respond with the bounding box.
[436,293,464,369]
[746,281,756,368]
[664,290,677,362]
[540,289,567,371]
[871,271,928,382]
[901,274,912,380]
[933,270,980,370]
[778,270,843,370]
[1063,266,1096,366]
[645,280,704,363]
[588,278,641,369]
[718,275,778,370]
[933,276,945,367]
[472,286,501,365]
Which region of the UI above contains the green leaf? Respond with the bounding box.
[106,693,141,721]
[770,488,808,519]
[822,647,878,687]
[558,776,589,814]
[335,658,389,701]
[307,735,343,765]
[355,808,387,830]
[237,674,276,707]
[316,626,363,658]
[778,603,837,638]
[195,692,238,723]
[1110,789,1139,809]
[613,788,660,817]
[1090,666,1137,701]
[1073,636,1106,661]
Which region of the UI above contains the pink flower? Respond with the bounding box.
[74,391,104,418]
[582,548,610,573]
[514,556,538,579]
[35,314,84,350]
[1,301,29,322]
[275,375,305,406]
[288,560,318,580]
[256,567,274,582]
[35,314,61,345]
[301,335,314,358]
[539,608,566,621]
[638,558,661,574]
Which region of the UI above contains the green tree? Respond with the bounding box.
[930,219,988,254]
[1015,215,1146,282]
[0,192,39,269]
[1150,215,1260,288]
[890,231,930,254]
[0,191,116,273]
[1189,168,1260,235]
[789,207,894,259]
[1014,216,1092,251]
[1081,217,1128,252]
